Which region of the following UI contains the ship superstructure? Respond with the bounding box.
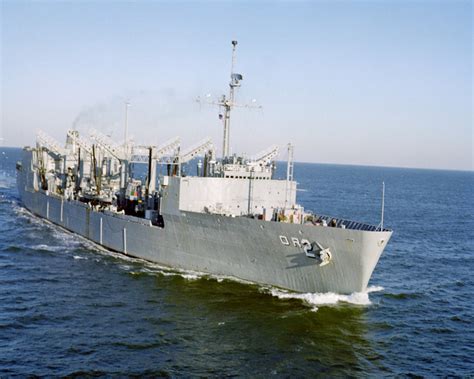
[16,41,392,294]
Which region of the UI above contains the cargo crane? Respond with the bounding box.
[130,137,181,164]
[66,129,92,154]
[36,130,66,158]
[66,129,94,193]
[251,145,279,166]
[88,129,125,160]
[129,136,182,195]
[35,130,67,191]
[89,128,128,191]
[175,138,214,177]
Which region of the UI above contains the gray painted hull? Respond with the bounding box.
[16,158,392,294]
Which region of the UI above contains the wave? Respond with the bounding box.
[13,205,45,224]
[366,285,384,293]
[130,261,258,285]
[31,244,66,253]
[132,264,205,281]
[382,292,421,300]
[0,173,15,189]
[264,285,384,311]
[121,253,384,311]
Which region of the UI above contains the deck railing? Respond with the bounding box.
[311,214,391,232]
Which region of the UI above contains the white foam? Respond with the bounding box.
[73,255,88,260]
[366,285,384,293]
[100,255,205,282]
[266,287,376,312]
[124,260,253,285]
[14,205,39,220]
[14,205,58,229]
[138,264,204,281]
[180,273,200,280]
[31,244,64,252]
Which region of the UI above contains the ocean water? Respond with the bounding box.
[1,147,472,377]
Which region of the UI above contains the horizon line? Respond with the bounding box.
[0,145,472,173]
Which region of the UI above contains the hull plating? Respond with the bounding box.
[16,165,391,294]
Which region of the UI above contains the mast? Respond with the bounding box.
[222,40,242,159]
[196,40,261,160]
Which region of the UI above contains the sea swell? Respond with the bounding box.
[2,148,473,376]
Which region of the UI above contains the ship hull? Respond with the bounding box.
[16,154,391,294]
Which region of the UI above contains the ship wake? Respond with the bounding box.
[264,285,384,312]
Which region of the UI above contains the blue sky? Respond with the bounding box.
[1,0,472,170]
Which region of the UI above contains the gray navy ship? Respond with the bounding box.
[16,41,392,294]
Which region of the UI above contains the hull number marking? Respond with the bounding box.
[279,235,332,266]
[279,235,311,248]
